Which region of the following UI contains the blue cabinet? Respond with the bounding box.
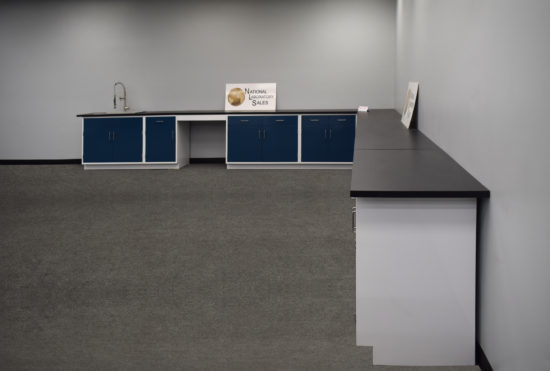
[262,116,298,162]
[83,119,112,162]
[112,120,143,162]
[227,116,298,162]
[302,115,355,162]
[227,116,262,162]
[302,116,330,162]
[83,117,142,163]
[327,115,355,162]
[146,116,176,162]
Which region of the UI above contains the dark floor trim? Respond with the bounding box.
[1,158,227,165]
[476,342,494,371]
[0,159,81,165]
[189,157,225,164]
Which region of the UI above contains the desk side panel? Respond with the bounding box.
[356,197,476,366]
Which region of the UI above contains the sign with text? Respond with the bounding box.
[401,81,419,128]
[225,83,276,111]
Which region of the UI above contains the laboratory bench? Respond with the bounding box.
[77,109,357,170]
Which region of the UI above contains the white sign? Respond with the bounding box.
[401,81,419,128]
[225,83,276,111]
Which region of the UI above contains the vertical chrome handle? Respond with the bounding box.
[258,129,261,140]
[108,131,111,141]
[352,206,356,233]
[329,128,332,139]
[324,129,327,139]
[263,129,266,140]
[112,131,115,141]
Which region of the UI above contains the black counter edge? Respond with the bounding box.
[350,190,490,198]
[0,159,81,165]
[77,109,358,117]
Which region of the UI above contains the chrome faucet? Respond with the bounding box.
[113,82,129,111]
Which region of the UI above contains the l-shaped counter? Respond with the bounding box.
[78,108,490,367]
[351,109,489,366]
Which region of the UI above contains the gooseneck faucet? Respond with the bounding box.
[113,82,129,111]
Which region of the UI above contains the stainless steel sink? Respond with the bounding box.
[84,111,145,115]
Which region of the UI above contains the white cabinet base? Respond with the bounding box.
[226,163,352,169]
[83,163,185,170]
[356,197,476,366]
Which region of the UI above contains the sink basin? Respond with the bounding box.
[84,111,145,116]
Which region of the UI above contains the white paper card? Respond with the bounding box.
[401,82,419,128]
[358,106,369,112]
[225,83,276,111]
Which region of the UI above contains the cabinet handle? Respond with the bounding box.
[329,128,332,139]
[275,119,284,122]
[156,120,164,123]
[258,129,261,140]
[310,119,320,122]
[263,129,266,140]
[112,131,116,141]
[324,129,327,139]
[352,206,356,233]
[108,131,111,141]
[337,118,347,122]
[241,119,249,122]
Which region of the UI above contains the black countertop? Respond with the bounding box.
[351,109,489,198]
[77,109,358,117]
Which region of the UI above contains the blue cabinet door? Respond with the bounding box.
[112,118,143,162]
[262,116,298,162]
[328,115,355,162]
[83,118,113,163]
[146,117,175,162]
[301,116,329,162]
[227,116,262,162]
[84,117,142,163]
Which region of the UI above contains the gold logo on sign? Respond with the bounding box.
[227,88,245,106]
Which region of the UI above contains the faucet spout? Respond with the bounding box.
[113,81,129,111]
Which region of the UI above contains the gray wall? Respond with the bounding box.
[0,0,396,159]
[395,1,550,370]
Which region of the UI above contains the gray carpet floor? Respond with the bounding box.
[0,164,479,371]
